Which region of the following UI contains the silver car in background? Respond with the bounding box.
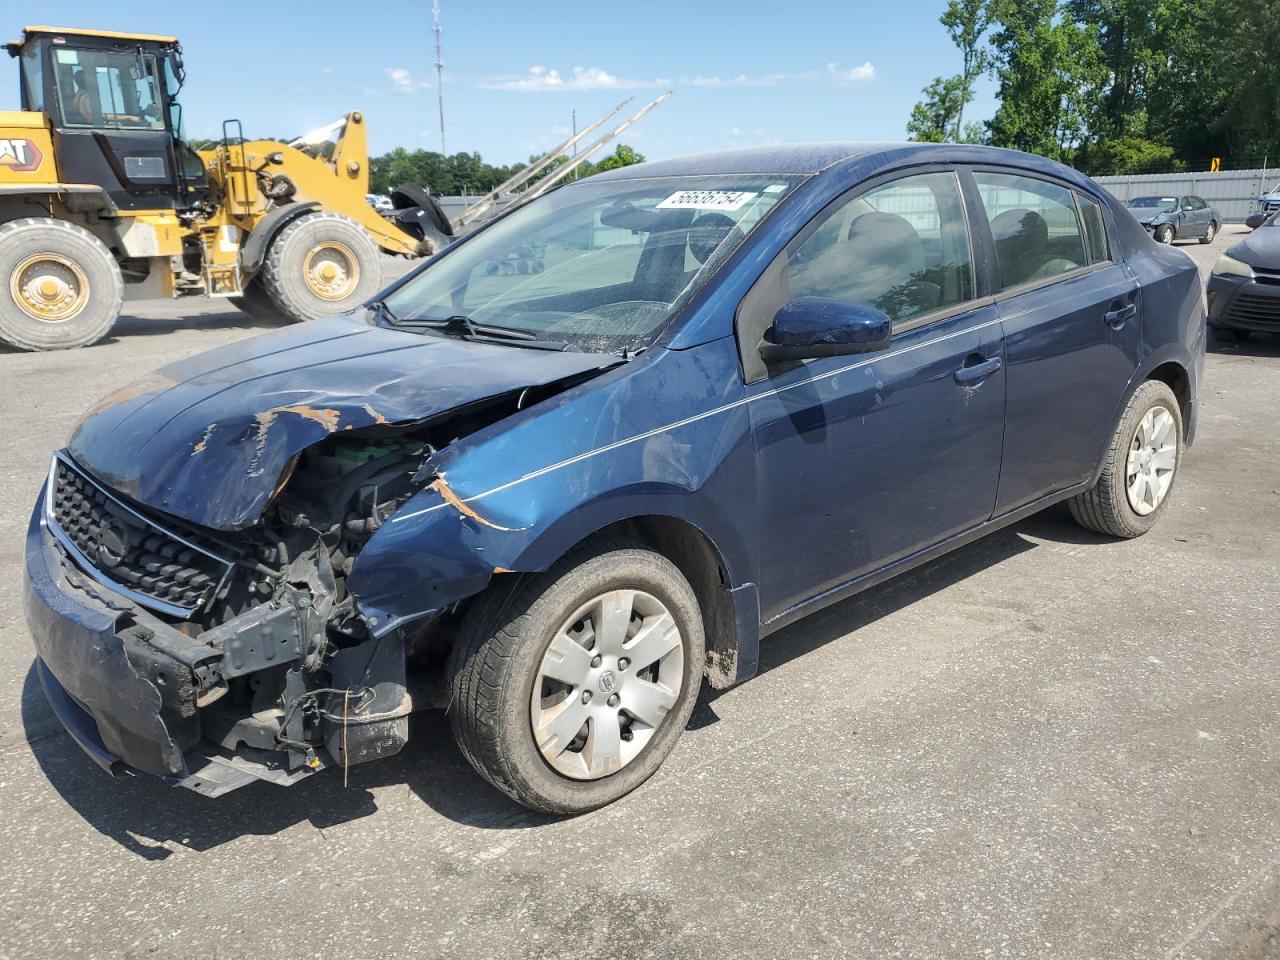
[1125,195,1220,245]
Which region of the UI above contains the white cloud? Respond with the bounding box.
[479,65,664,92]
[826,61,876,83]
[680,72,810,87]
[386,66,431,93]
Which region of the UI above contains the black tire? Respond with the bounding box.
[1210,326,1250,344]
[229,277,281,319]
[0,217,122,351]
[258,211,381,324]
[1200,221,1217,244]
[1069,380,1183,539]
[1155,224,1175,244]
[448,538,705,815]
[390,183,454,237]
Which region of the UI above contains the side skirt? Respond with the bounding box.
[760,479,1094,638]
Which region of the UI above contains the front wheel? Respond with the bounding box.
[1200,221,1217,244]
[0,218,123,350]
[448,539,705,814]
[1155,224,1175,244]
[1069,379,1183,538]
[258,211,382,323]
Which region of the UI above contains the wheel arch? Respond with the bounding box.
[240,201,320,274]
[1145,359,1191,426]
[551,513,758,689]
[352,484,762,690]
[1090,347,1196,483]
[498,494,759,689]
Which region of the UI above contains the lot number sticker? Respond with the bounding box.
[657,190,758,211]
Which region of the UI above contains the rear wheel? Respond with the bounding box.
[258,211,381,323]
[0,218,122,351]
[448,539,705,814]
[229,277,281,320]
[1200,221,1217,244]
[1069,380,1183,538]
[1155,224,1175,244]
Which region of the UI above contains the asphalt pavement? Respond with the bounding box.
[1,232,1278,959]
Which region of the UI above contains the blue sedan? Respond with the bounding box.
[24,143,1205,813]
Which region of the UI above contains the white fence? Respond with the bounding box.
[1093,169,1276,223]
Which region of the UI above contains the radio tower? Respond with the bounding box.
[433,1,447,155]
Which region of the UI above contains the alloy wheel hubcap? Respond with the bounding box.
[530,589,684,780]
[1126,405,1177,515]
[10,253,89,322]
[303,241,359,300]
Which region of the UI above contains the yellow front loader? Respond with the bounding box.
[0,25,453,350]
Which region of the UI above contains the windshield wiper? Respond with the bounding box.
[412,314,539,341]
[367,298,400,325]
[395,314,570,351]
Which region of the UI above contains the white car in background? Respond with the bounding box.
[366,193,394,215]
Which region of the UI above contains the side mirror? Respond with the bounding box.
[759,298,892,363]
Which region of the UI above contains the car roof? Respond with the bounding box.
[587,141,1098,185]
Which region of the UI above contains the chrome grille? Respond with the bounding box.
[46,455,233,616]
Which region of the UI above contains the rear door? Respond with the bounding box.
[967,170,1141,514]
[1189,196,1211,236]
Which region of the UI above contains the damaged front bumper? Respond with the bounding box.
[23,492,418,798]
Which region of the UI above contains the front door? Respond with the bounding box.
[971,171,1142,514]
[747,170,1006,621]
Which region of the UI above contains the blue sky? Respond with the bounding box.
[7,1,997,163]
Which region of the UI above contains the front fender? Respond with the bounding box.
[348,461,755,636]
[345,338,759,635]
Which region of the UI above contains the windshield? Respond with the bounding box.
[380,174,802,354]
[1127,197,1177,211]
[52,46,166,130]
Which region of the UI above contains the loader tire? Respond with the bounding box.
[259,211,381,324]
[229,278,281,320]
[0,218,123,351]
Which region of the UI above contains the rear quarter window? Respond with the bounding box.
[1076,193,1110,264]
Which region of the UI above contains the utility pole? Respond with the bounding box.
[433,0,446,155]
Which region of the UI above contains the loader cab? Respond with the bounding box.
[10,26,208,211]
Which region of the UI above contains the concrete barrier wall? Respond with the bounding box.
[1093,169,1276,223]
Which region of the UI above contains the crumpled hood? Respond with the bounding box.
[67,314,617,530]
[1228,227,1280,272]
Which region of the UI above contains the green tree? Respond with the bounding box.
[907,76,970,142]
[940,0,993,138]
[985,0,1105,160]
[1073,135,1186,174]
[907,0,991,143]
[592,143,646,172]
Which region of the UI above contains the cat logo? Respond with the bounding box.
[0,139,44,172]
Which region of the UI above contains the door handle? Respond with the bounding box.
[953,355,1002,385]
[1104,303,1137,329]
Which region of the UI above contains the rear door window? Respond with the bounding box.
[973,172,1088,291]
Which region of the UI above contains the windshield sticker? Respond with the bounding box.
[657,190,759,211]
